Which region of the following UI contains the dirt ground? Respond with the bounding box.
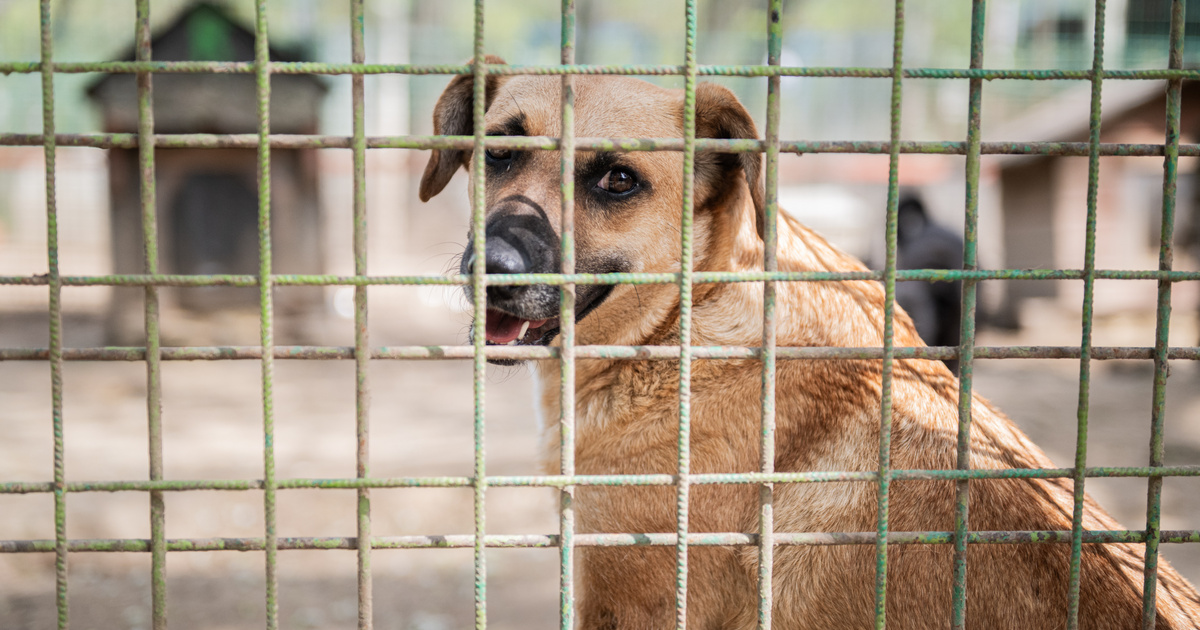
[2,298,1200,629]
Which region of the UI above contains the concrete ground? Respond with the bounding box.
[2,299,1199,629]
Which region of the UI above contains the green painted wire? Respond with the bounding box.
[675,1,698,627]
[558,2,578,629]
[349,1,374,629]
[1067,1,1108,628]
[133,1,167,628]
[4,528,1200,555]
[4,267,1200,290]
[252,0,279,627]
[11,59,1200,81]
[471,0,490,627]
[951,1,987,627]
[14,131,1200,160]
[1142,1,1186,627]
[875,0,906,626]
[38,0,67,627]
[759,1,784,628]
[4,343,1200,364]
[2,464,1200,497]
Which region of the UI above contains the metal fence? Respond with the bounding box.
[2,0,1200,629]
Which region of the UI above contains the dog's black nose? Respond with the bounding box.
[461,238,527,272]
[460,205,559,311]
[460,236,529,301]
[485,237,528,276]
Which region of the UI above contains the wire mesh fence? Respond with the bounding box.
[1,0,1200,629]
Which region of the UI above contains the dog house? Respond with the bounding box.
[88,3,327,344]
[991,79,1200,329]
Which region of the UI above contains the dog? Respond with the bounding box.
[419,58,1200,629]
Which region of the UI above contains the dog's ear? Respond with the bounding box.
[419,55,509,202]
[694,82,765,239]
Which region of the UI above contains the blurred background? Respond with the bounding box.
[2,1,1200,628]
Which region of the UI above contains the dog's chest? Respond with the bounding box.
[538,360,771,477]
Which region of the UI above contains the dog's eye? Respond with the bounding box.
[597,168,636,195]
[485,148,513,164]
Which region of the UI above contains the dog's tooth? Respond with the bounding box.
[519,321,531,338]
[506,339,518,346]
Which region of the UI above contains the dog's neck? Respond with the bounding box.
[530,194,927,468]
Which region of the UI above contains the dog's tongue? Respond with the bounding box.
[484,310,548,344]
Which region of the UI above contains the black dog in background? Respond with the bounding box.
[894,193,965,372]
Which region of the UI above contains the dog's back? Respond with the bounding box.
[558,214,1200,629]
[744,217,1200,628]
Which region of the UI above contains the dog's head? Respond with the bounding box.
[420,57,764,363]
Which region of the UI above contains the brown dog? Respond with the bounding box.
[419,60,1200,629]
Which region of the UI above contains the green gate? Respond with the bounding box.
[2,1,1200,629]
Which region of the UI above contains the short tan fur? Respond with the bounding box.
[421,64,1200,629]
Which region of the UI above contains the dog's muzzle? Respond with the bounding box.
[460,199,623,363]
[461,203,562,351]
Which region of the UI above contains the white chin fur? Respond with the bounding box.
[530,369,545,433]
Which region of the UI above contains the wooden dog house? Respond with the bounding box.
[88,3,327,344]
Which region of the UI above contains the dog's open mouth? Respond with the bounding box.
[480,285,615,353]
[484,311,556,346]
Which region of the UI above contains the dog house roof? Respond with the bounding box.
[87,2,327,134]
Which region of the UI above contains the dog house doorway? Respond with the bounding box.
[171,170,259,310]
